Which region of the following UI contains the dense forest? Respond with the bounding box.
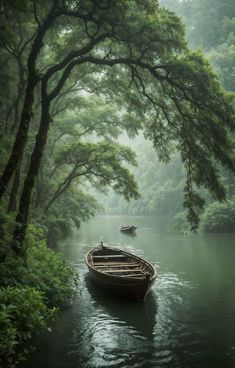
[0,0,235,366]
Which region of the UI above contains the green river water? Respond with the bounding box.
[20,216,235,368]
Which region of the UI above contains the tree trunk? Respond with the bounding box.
[7,159,22,213]
[34,167,45,209]
[0,5,59,199]
[10,59,26,134]
[0,75,37,198]
[13,102,51,255]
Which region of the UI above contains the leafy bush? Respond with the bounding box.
[46,217,72,245]
[0,255,26,287]
[170,211,191,234]
[24,241,78,307]
[201,197,235,232]
[24,224,47,249]
[0,221,78,306]
[0,223,78,367]
[0,286,56,367]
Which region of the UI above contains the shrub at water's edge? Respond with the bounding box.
[201,197,235,233]
[24,240,79,307]
[167,196,235,234]
[0,286,56,367]
[0,222,78,367]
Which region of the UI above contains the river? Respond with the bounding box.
[20,215,235,368]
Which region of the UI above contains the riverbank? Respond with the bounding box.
[0,224,78,367]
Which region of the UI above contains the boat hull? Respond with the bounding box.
[85,246,156,302]
[120,225,137,234]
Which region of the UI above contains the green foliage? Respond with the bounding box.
[0,225,78,307]
[0,221,78,366]
[47,139,140,213]
[101,140,185,217]
[35,92,142,234]
[201,197,235,233]
[0,254,25,288]
[44,190,101,245]
[0,286,56,367]
[47,217,72,243]
[157,0,235,230]
[170,211,191,235]
[30,208,74,245]
[207,41,235,92]
[52,95,142,140]
[161,0,235,49]
[24,223,47,247]
[24,241,78,307]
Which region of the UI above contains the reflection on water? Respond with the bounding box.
[19,216,235,368]
[120,231,137,238]
[84,272,157,340]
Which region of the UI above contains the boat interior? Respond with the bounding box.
[89,247,153,279]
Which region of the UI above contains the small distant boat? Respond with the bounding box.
[85,243,156,301]
[120,225,137,234]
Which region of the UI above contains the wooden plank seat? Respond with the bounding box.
[92,255,127,258]
[96,263,139,268]
[94,261,137,266]
[101,268,143,273]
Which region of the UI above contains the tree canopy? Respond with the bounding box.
[0,0,235,252]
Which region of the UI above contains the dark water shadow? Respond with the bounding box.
[84,272,158,340]
[120,231,137,237]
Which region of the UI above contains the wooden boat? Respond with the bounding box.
[85,243,156,301]
[120,225,137,234]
